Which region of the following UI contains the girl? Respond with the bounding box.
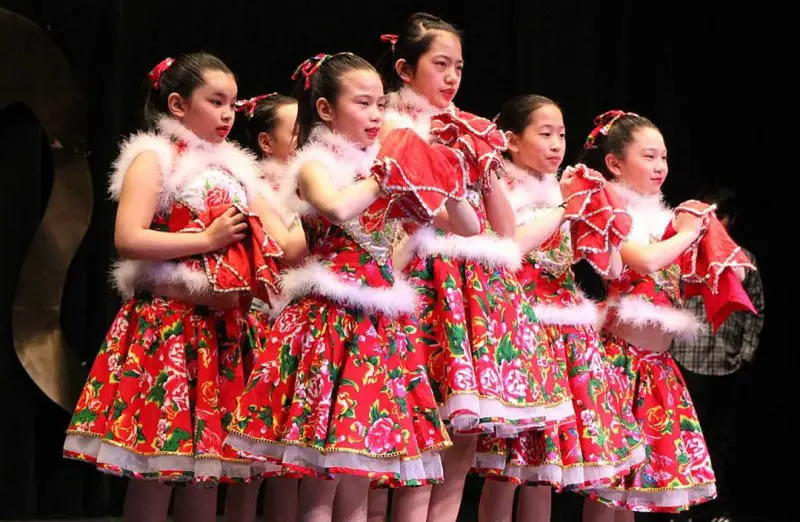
[476,96,645,522]
[379,14,574,522]
[63,53,306,522]
[226,93,301,522]
[225,52,458,522]
[578,111,717,519]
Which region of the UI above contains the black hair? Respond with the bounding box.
[240,94,297,157]
[376,12,463,92]
[576,112,659,179]
[143,52,234,128]
[495,94,559,134]
[292,52,377,147]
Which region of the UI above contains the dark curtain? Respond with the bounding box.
[0,1,782,519]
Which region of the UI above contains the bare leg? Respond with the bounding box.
[123,480,173,522]
[478,479,516,522]
[392,485,432,522]
[332,475,369,522]
[614,508,634,522]
[173,484,218,522]
[264,477,299,522]
[299,476,339,522]
[367,488,389,522]
[516,485,552,522]
[426,434,478,522]
[582,497,617,522]
[225,479,263,522]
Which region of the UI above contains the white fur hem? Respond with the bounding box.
[533,300,600,326]
[611,297,704,341]
[407,227,522,270]
[111,259,210,299]
[279,261,417,317]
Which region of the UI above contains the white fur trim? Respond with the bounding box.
[108,132,174,204]
[257,159,301,228]
[279,260,417,316]
[385,87,451,141]
[287,126,379,217]
[109,117,260,212]
[110,259,210,299]
[384,109,430,141]
[610,296,703,340]
[502,161,562,217]
[533,300,600,326]
[611,182,672,244]
[407,227,522,270]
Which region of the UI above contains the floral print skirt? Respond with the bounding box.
[63,293,273,484]
[404,254,574,435]
[225,294,451,487]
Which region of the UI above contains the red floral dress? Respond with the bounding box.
[475,165,644,491]
[225,127,451,487]
[64,117,281,484]
[387,88,573,435]
[584,183,716,513]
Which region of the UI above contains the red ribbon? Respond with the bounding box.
[235,93,278,119]
[583,109,639,150]
[291,53,331,90]
[381,33,398,52]
[147,57,175,90]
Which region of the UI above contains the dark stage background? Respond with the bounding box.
[0,1,785,520]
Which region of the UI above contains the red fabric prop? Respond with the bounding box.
[428,110,507,193]
[366,128,465,231]
[662,200,756,332]
[177,203,283,305]
[561,164,632,277]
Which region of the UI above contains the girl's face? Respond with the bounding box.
[507,104,566,174]
[606,126,668,195]
[171,69,237,143]
[319,68,385,148]
[398,31,463,109]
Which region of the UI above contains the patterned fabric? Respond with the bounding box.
[64,295,271,483]
[394,102,573,434]
[65,123,277,483]
[476,325,644,490]
[586,333,716,513]
[672,250,764,375]
[405,254,571,434]
[225,131,451,487]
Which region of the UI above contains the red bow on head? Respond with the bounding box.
[584,110,639,150]
[235,93,278,119]
[292,53,332,90]
[147,57,175,90]
[381,34,398,52]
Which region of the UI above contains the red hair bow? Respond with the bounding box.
[381,34,398,52]
[291,53,331,90]
[584,109,639,149]
[147,57,175,90]
[235,93,278,119]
